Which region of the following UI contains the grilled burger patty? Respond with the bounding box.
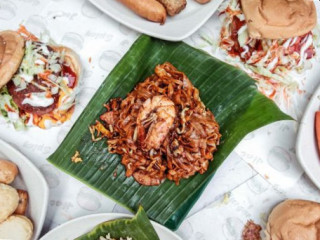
[7,78,59,116]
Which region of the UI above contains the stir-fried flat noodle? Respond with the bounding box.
[96,62,221,186]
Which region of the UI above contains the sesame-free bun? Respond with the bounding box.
[0,215,33,240]
[266,199,320,240]
[240,0,317,39]
[0,31,25,89]
[0,183,19,223]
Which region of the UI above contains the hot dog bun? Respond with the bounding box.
[0,31,25,89]
[118,0,166,24]
[240,0,317,39]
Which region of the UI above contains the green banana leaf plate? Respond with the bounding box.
[76,206,160,240]
[48,35,291,230]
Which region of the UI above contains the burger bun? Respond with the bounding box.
[266,199,320,240]
[0,31,25,89]
[240,0,317,39]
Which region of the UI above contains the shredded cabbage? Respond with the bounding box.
[0,87,26,130]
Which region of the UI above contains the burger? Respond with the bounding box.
[0,26,81,129]
[266,199,320,240]
[219,0,318,101]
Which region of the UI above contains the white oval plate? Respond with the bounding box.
[0,138,49,240]
[40,213,182,240]
[296,84,320,189]
[89,0,224,41]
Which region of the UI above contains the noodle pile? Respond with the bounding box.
[94,62,221,186]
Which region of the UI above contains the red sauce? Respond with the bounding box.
[287,34,315,60]
[229,16,245,57]
[62,65,77,88]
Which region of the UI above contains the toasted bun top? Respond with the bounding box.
[0,31,25,89]
[240,0,317,39]
[266,199,320,240]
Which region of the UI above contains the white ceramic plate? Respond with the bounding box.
[0,138,49,240]
[40,213,182,240]
[89,0,224,41]
[296,84,320,189]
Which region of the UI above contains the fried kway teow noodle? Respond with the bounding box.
[92,62,221,186]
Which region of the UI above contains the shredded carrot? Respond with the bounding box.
[5,104,15,112]
[17,25,38,41]
[39,57,48,64]
[38,70,53,82]
[269,89,277,99]
[45,91,51,98]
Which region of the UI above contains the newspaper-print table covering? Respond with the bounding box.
[0,0,320,239]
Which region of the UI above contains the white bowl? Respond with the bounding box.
[40,213,182,240]
[296,84,320,189]
[89,0,224,41]
[0,138,49,240]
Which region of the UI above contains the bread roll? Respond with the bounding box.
[0,215,33,240]
[0,159,19,184]
[0,183,19,223]
[240,0,317,39]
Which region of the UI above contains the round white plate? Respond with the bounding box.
[40,213,182,240]
[0,138,49,240]
[296,84,320,189]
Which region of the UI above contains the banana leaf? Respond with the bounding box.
[76,206,159,240]
[48,35,292,230]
